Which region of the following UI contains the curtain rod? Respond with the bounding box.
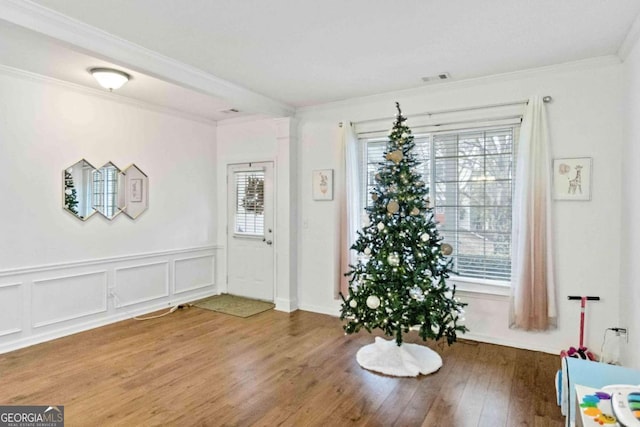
[346,96,552,127]
[355,115,523,137]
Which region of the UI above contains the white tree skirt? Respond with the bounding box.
[356,337,443,377]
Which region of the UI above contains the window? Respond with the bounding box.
[234,170,265,236]
[363,125,517,282]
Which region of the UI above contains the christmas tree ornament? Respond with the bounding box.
[410,207,420,216]
[349,299,358,308]
[366,295,381,309]
[364,247,371,255]
[441,243,453,256]
[386,150,404,164]
[387,252,400,266]
[387,200,400,213]
[376,222,385,231]
[409,286,424,301]
[372,193,379,201]
[420,232,430,242]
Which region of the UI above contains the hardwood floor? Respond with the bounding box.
[0,308,564,426]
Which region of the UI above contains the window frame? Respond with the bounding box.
[232,168,266,238]
[360,123,519,287]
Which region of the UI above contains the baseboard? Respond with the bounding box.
[460,332,561,355]
[275,297,299,313]
[298,301,342,317]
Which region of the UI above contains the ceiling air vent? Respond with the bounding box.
[421,72,451,83]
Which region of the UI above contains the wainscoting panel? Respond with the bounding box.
[32,271,108,329]
[0,283,22,337]
[114,262,169,308]
[0,246,220,355]
[174,255,215,294]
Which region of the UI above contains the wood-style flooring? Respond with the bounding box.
[0,307,564,426]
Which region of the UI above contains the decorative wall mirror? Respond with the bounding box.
[121,164,149,219]
[63,159,98,221]
[63,160,148,221]
[93,162,125,220]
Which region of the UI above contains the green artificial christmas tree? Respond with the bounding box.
[340,103,468,348]
[64,169,79,215]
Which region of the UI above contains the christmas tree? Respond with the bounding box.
[340,103,468,347]
[64,169,79,215]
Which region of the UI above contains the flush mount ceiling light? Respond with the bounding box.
[90,68,130,91]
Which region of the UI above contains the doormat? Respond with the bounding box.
[194,294,275,318]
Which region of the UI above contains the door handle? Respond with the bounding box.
[265,240,273,245]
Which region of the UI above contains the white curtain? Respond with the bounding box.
[337,122,361,298]
[509,96,557,330]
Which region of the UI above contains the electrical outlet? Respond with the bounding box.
[621,327,629,342]
[613,327,629,342]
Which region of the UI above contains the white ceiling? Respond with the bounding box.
[0,19,248,122]
[3,0,640,118]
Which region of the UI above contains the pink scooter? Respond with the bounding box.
[560,296,600,361]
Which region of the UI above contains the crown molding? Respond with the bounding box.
[0,64,219,125]
[618,11,640,61]
[0,0,294,118]
[296,55,622,115]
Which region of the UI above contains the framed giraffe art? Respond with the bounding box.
[553,157,592,201]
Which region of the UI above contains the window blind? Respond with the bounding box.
[234,170,265,236]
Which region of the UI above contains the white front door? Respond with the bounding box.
[226,162,275,301]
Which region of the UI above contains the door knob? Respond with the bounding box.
[265,240,273,245]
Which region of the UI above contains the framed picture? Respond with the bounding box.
[130,178,143,202]
[312,169,333,201]
[553,157,592,201]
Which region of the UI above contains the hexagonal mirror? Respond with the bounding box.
[94,162,125,220]
[63,159,98,221]
[121,164,148,219]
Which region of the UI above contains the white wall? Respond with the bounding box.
[0,70,219,353]
[621,38,640,369]
[295,58,625,354]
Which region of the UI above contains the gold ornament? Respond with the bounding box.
[387,200,399,213]
[372,193,379,201]
[375,173,381,181]
[386,150,403,164]
[441,243,453,256]
[410,207,420,216]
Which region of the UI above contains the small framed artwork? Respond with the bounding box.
[130,178,143,202]
[553,157,592,201]
[312,169,333,201]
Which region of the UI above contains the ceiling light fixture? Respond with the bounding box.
[90,68,130,91]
